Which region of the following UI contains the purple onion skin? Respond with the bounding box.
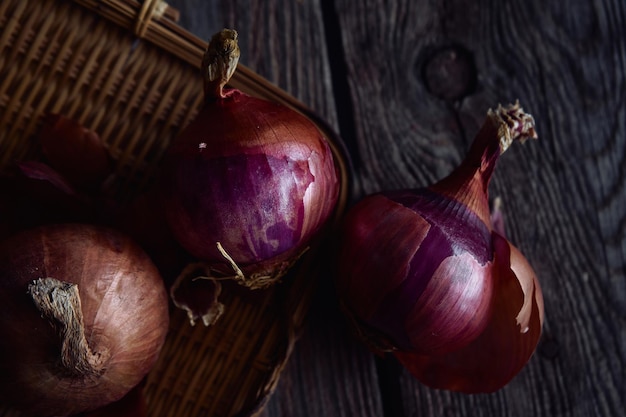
[336,103,544,394]
[160,89,339,275]
[337,188,494,355]
[395,232,544,393]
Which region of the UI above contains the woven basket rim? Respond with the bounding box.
[0,1,350,416]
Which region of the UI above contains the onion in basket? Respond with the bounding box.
[0,223,169,417]
[159,29,339,289]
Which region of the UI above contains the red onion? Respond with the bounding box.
[0,224,169,416]
[159,29,339,289]
[37,113,112,191]
[0,161,98,241]
[0,114,117,240]
[335,102,544,391]
[395,232,544,392]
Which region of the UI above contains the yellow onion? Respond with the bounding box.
[0,224,169,416]
[335,102,544,391]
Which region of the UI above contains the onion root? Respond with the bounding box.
[28,277,108,378]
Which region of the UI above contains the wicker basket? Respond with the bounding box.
[0,1,348,416]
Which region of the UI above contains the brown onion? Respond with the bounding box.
[0,224,169,416]
[159,29,339,291]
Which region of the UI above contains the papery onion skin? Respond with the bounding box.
[162,90,339,266]
[394,232,544,393]
[160,29,339,288]
[335,102,540,360]
[337,189,494,355]
[0,162,95,240]
[38,113,112,191]
[0,224,169,417]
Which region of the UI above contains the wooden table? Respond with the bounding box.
[167,1,625,416]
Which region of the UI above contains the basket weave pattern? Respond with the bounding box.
[1,0,204,198]
[0,1,347,416]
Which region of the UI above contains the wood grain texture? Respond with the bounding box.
[167,0,625,416]
[333,0,626,416]
[166,1,383,416]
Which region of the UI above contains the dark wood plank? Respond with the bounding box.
[164,1,384,416]
[166,0,339,128]
[161,0,626,416]
[334,0,626,416]
[258,282,384,417]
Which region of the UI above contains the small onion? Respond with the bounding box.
[335,102,544,391]
[159,29,339,290]
[37,113,112,191]
[0,161,94,240]
[0,224,169,416]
